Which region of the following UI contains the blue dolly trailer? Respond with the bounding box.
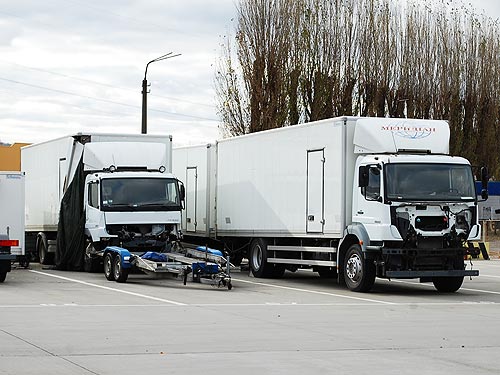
[102,244,233,290]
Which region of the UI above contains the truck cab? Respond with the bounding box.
[342,120,483,292]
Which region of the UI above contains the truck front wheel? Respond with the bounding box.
[432,276,464,293]
[103,253,115,281]
[343,244,375,292]
[84,242,102,273]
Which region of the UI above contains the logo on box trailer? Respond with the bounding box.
[382,126,436,140]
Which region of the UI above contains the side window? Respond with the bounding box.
[362,167,381,200]
[88,182,99,208]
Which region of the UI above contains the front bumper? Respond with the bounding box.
[386,269,478,278]
[378,247,477,278]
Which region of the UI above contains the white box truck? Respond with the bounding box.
[22,133,184,271]
[0,171,25,282]
[173,117,486,292]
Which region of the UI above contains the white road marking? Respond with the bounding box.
[388,279,500,296]
[0,301,498,309]
[29,270,186,306]
[232,278,395,305]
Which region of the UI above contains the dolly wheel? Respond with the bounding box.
[103,253,115,281]
[113,255,129,283]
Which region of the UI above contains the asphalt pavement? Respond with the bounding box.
[1,260,500,374]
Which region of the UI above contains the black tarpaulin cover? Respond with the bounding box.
[55,157,86,271]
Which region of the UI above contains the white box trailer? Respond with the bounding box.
[22,133,183,271]
[0,172,25,281]
[174,117,484,293]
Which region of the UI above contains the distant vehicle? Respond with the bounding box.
[0,171,25,282]
[173,116,486,293]
[22,133,184,272]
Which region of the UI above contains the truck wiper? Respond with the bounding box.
[136,201,175,207]
[105,203,139,208]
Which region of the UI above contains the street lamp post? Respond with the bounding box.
[141,52,181,134]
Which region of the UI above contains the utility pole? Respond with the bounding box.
[141,52,181,134]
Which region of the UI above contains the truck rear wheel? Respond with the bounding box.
[432,276,464,293]
[249,238,274,278]
[37,233,54,265]
[113,255,129,283]
[103,253,115,281]
[343,244,375,292]
[0,272,6,283]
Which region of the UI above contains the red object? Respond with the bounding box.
[0,239,19,247]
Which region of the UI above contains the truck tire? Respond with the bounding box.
[103,253,115,281]
[113,255,129,283]
[343,244,375,292]
[249,238,274,278]
[432,276,464,293]
[0,272,6,283]
[37,233,54,265]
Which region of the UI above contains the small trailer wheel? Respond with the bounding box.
[103,253,115,281]
[113,255,129,283]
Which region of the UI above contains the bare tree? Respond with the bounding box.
[216,0,500,176]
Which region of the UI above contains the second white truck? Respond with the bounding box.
[173,116,485,293]
[22,133,184,271]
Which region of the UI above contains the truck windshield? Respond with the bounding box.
[101,178,181,211]
[385,163,476,202]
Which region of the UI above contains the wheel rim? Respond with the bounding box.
[104,255,112,277]
[346,253,363,282]
[252,244,262,271]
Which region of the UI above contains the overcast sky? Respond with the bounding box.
[0,0,236,146]
[0,0,499,146]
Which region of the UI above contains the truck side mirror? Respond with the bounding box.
[359,166,369,188]
[179,183,185,202]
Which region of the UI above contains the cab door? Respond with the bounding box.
[353,164,383,230]
[85,180,101,231]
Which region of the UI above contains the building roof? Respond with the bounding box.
[0,143,31,171]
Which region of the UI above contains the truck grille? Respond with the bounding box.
[415,216,448,231]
